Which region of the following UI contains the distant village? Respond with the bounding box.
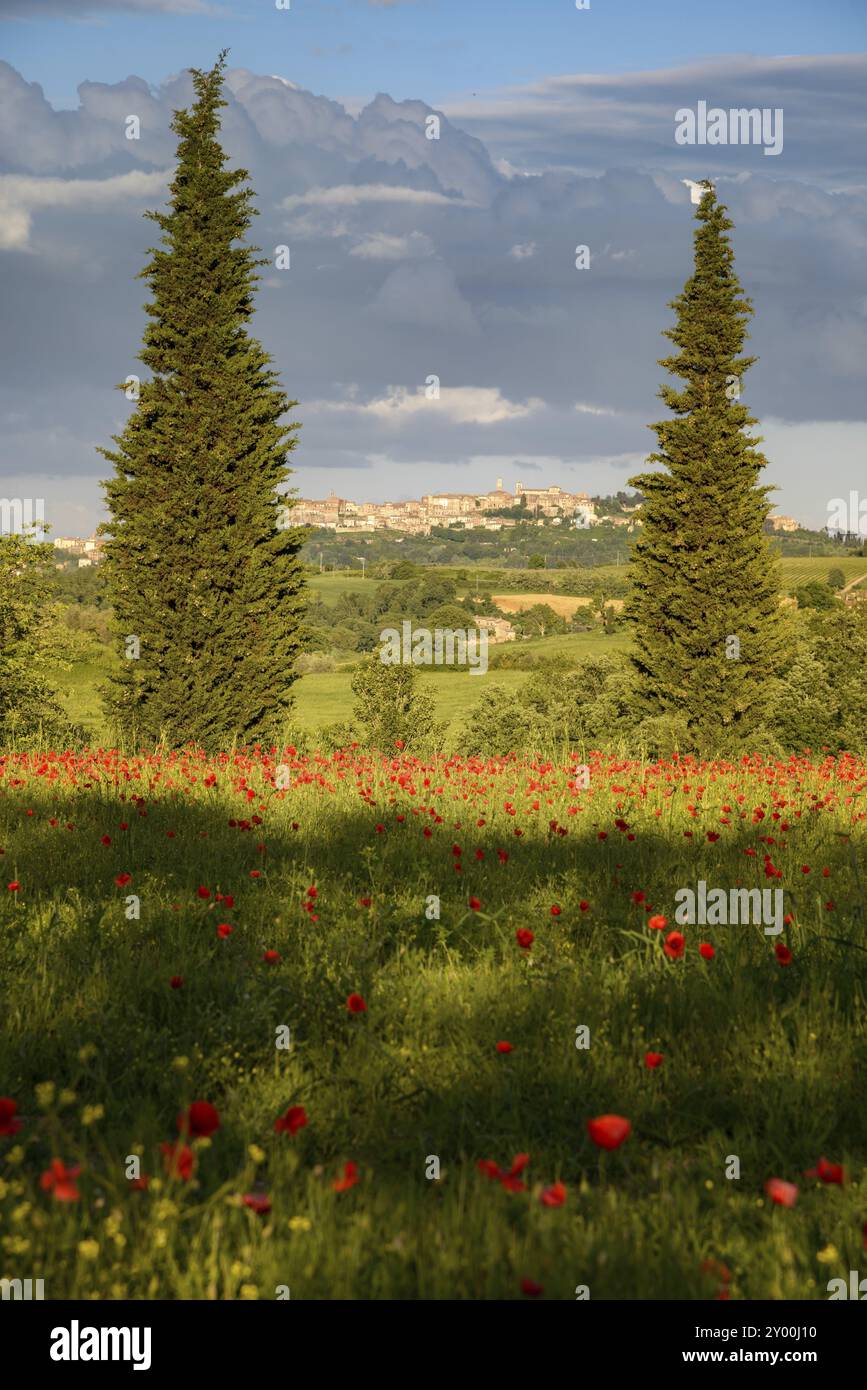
[295,479,610,535]
[50,481,803,565]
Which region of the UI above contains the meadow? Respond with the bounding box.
[1,747,865,1299]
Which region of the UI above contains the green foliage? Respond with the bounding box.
[794,580,837,611]
[0,535,82,745]
[827,568,846,591]
[349,655,442,751]
[99,54,305,749]
[627,182,785,740]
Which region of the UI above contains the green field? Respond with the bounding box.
[2,747,864,1298]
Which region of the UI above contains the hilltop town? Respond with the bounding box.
[292,479,603,535]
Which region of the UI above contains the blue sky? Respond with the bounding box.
[3,0,865,112]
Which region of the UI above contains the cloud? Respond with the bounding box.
[0,59,865,534]
[281,184,467,209]
[446,54,867,188]
[0,168,169,248]
[308,385,545,427]
[348,230,434,260]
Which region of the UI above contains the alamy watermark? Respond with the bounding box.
[674,881,783,935]
[675,101,783,157]
[379,621,488,675]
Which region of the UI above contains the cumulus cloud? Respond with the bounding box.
[0,57,865,532]
[0,167,168,249]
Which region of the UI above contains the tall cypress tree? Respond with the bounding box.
[100,53,305,749]
[627,181,784,742]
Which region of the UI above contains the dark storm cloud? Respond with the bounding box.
[0,56,865,531]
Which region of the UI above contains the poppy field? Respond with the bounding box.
[1,746,866,1300]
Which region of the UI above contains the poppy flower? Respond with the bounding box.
[346,993,367,1014]
[647,914,667,931]
[100,835,111,846]
[358,897,372,908]
[262,950,281,964]
[699,943,715,960]
[630,891,646,904]
[0,1097,23,1135]
[243,1193,272,1216]
[477,1159,501,1180]
[114,873,132,888]
[515,928,534,950]
[177,1101,220,1139]
[197,886,210,899]
[40,1159,82,1202]
[540,1181,567,1207]
[816,1157,845,1185]
[169,975,184,990]
[521,1279,544,1297]
[216,923,234,939]
[333,1161,359,1192]
[550,904,562,917]
[500,1153,530,1192]
[274,1105,308,1136]
[468,896,482,911]
[579,900,590,912]
[587,1114,631,1150]
[128,1174,150,1191]
[644,1052,664,1069]
[765,1178,798,1208]
[664,930,686,960]
[774,942,793,966]
[7,881,20,892]
[496,1041,513,1054]
[160,1141,194,1182]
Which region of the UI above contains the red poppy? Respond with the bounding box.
[477,1159,501,1180]
[358,897,372,908]
[816,1157,845,1185]
[274,1105,308,1136]
[346,992,367,1014]
[774,942,793,966]
[169,975,184,989]
[197,886,211,899]
[177,1101,220,1139]
[0,1097,23,1135]
[587,1114,631,1150]
[699,943,715,960]
[468,896,482,911]
[496,1041,513,1054]
[128,1174,150,1191]
[7,880,20,892]
[630,890,645,904]
[644,1052,664,1069]
[647,914,667,931]
[550,904,561,917]
[515,928,534,950]
[160,1141,195,1182]
[262,950,281,964]
[539,1181,567,1207]
[216,923,234,939]
[500,1153,530,1192]
[521,1278,544,1297]
[579,900,590,912]
[40,1159,82,1202]
[664,930,686,960]
[243,1193,272,1216]
[333,1160,359,1192]
[765,1178,798,1208]
[100,835,111,846]
[114,872,132,888]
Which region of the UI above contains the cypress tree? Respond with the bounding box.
[99,53,306,749]
[627,181,784,742]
